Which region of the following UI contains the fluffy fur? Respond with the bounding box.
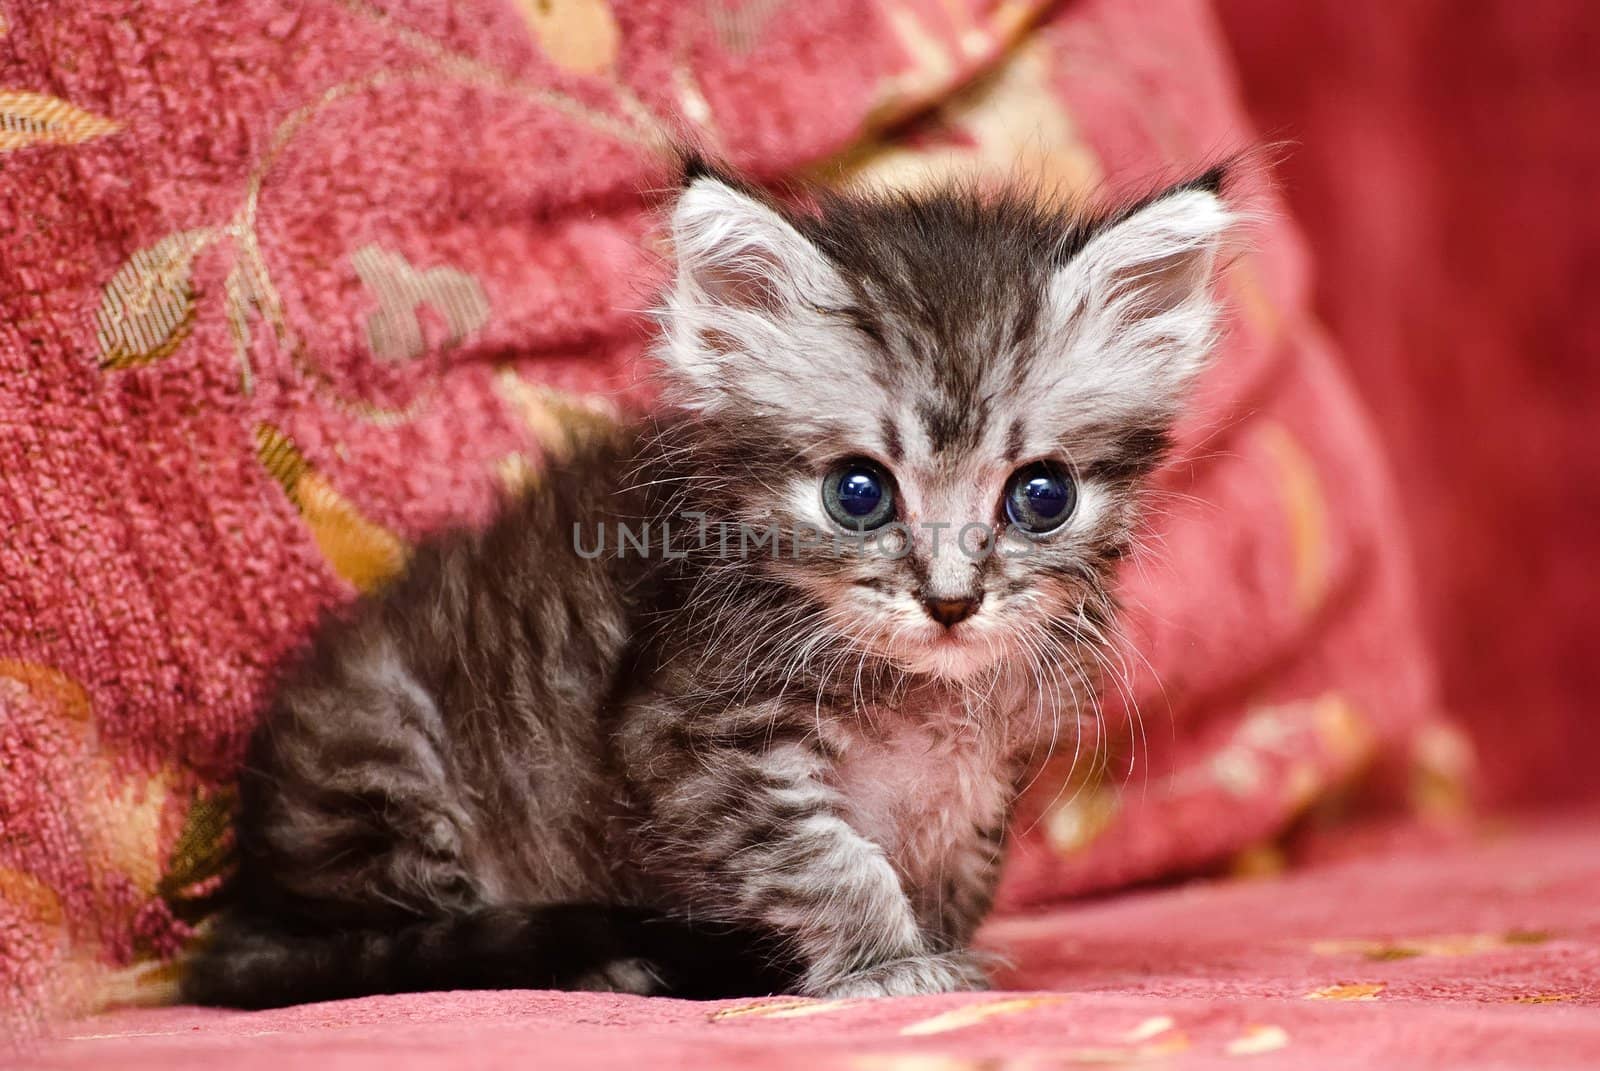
[183,164,1234,1009]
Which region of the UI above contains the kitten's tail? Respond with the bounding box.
[181,904,792,1010]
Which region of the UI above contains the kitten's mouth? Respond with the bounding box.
[825,588,998,681]
[905,625,993,680]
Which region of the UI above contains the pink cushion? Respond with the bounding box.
[0,0,1449,1031]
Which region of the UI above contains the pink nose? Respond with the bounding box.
[923,595,980,627]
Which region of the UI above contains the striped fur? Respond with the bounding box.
[184,165,1232,1007]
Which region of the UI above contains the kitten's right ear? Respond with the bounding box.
[669,171,849,317]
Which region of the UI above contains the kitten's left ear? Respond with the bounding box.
[1046,175,1235,420]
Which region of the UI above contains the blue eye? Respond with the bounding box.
[1004,461,1076,535]
[823,460,896,531]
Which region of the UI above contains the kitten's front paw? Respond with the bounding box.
[814,952,990,999]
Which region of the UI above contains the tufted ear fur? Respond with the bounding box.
[659,173,856,409]
[1040,179,1234,425]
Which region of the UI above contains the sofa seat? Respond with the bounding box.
[30,811,1600,1070]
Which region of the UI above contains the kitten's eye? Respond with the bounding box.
[822,459,896,531]
[1004,461,1077,535]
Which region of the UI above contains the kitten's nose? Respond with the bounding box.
[923,595,981,628]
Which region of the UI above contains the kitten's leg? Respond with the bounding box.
[628,727,985,998]
[920,819,1008,970]
[242,633,485,920]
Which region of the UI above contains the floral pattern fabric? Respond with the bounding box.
[1,0,1451,1036]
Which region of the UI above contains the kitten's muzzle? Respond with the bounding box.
[922,594,981,628]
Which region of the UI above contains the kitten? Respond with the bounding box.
[183,161,1233,1008]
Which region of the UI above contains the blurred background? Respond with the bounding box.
[1215,1,1600,807]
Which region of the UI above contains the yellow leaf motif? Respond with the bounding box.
[1042,784,1120,856]
[833,35,1099,204]
[899,995,1069,1036]
[1305,982,1386,1001]
[94,959,182,1011]
[96,229,215,370]
[1410,720,1476,820]
[1123,1017,1177,1043]
[710,0,784,54]
[710,998,858,1021]
[869,3,953,126]
[1256,422,1330,614]
[158,788,238,921]
[98,770,170,896]
[255,424,409,592]
[222,259,270,394]
[494,452,540,496]
[0,89,120,151]
[494,369,621,464]
[1229,842,1289,879]
[0,868,64,928]
[516,0,620,75]
[0,661,158,892]
[351,245,491,363]
[1312,693,1374,767]
[0,659,92,723]
[1314,930,1551,961]
[1226,1024,1290,1056]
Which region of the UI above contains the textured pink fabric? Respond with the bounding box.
[1214,0,1600,807]
[31,813,1600,1068]
[2,0,1446,1036]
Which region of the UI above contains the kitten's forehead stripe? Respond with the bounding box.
[1004,418,1025,464]
[916,399,984,455]
[793,189,1071,444]
[880,415,905,463]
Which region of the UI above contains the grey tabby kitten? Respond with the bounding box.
[184,160,1234,1008]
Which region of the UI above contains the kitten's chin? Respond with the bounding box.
[898,634,997,682]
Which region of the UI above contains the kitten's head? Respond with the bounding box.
[656,163,1233,684]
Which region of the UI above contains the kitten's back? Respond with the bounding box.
[229,421,654,927]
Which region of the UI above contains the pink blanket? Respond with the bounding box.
[2,0,1448,1035]
[30,813,1600,1068]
